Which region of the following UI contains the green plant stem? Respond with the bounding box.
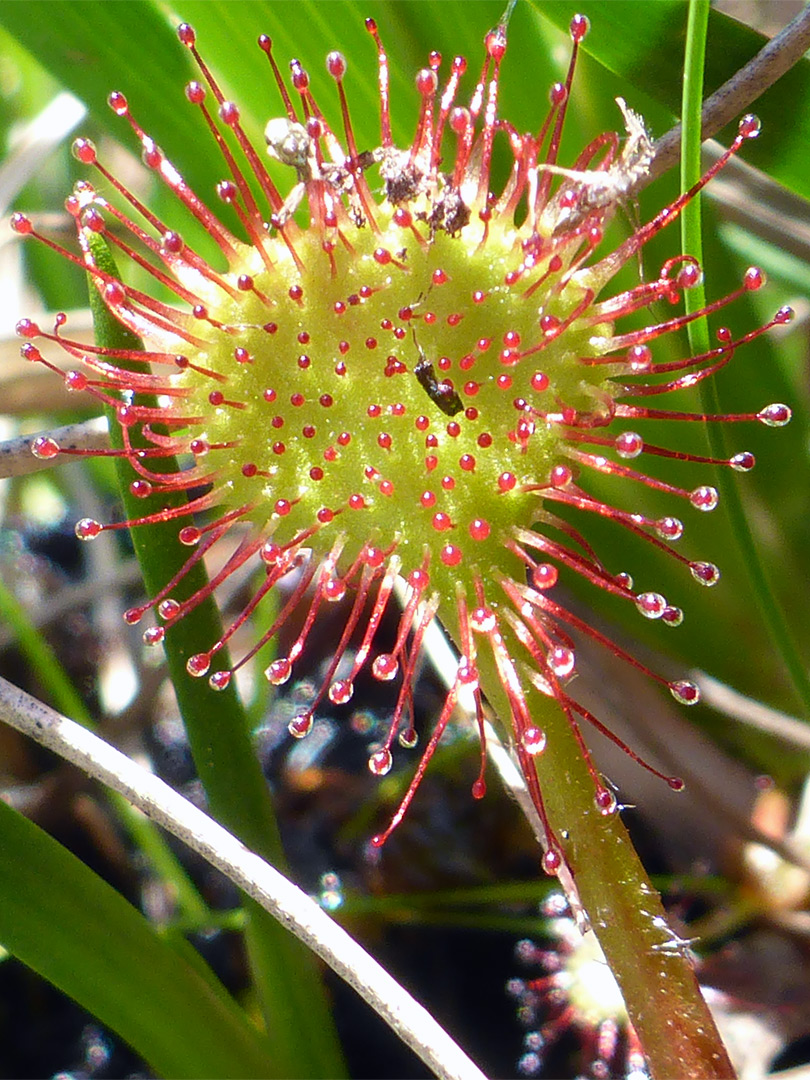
[476,634,734,1079]
[680,0,810,720]
[85,235,346,1079]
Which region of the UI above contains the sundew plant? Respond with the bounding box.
[1,2,809,1078]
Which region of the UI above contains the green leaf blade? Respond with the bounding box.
[0,798,276,1079]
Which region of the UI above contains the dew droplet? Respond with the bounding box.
[729,451,755,472]
[328,679,353,704]
[350,709,375,735]
[75,518,102,541]
[324,577,347,602]
[690,561,720,586]
[595,788,618,815]
[541,848,561,875]
[548,646,575,678]
[518,1051,542,1077]
[130,480,153,499]
[372,653,399,681]
[265,657,292,685]
[689,485,718,512]
[470,606,496,633]
[368,748,393,776]
[65,369,88,391]
[186,652,210,677]
[670,680,700,706]
[635,592,667,619]
[522,726,546,755]
[158,598,181,621]
[179,525,200,546]
[260,541,281,565]
[627,344,652,372]
[757,403,791,427]
[549,464,571,487]
[532,563,558,590]
[471,777,486,799]
[661,606,683,627]
[32,436,60,459]
[656,517,683,541]
[143,626,164,646]
[677,261,703,289]
[318,870,344,911]
[615,431,643,459]
[399,728,418,749]
[326,50,347,79]
[289,713,313,739]
[209,670,231,691]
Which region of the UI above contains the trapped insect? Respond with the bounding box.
[413,352,464,416]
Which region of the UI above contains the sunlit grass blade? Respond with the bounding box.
[0,797,276,1079]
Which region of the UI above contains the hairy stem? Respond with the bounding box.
[475,635,734,1079]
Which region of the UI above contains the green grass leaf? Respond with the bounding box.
[0,797,276,1079]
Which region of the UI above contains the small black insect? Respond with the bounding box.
[414,355,463,416]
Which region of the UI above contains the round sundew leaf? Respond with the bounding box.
[5,4,805,1074]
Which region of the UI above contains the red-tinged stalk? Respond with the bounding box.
[13,11,791,1076]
